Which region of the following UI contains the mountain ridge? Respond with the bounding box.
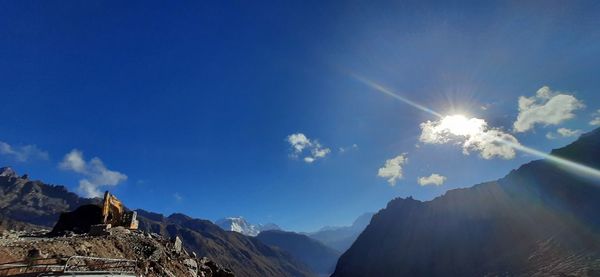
[215,216,281,236]
[0,169,315,277]
[332,128,600,277]
[257,229,340,275]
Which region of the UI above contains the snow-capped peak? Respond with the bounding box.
[215,216,280,236]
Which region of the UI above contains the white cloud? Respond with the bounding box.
[59,149,127,198]
[420,115,519,159]
[557,128,581,137]
[377,154,407,186]
[286,133,331,163]
[590,110,600,126]
[546,128,581,139]
[417,173,446,186]
[287,133,311,153]
[0,141,49,162]
[513,86,584,132]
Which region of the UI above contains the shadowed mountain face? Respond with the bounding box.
[257,230,340,275]
[0,169,315,277]
[332,128,600,277]
[0,167,98,229]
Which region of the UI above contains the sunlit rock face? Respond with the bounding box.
[332,128,600,277]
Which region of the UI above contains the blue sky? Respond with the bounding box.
[1,1,600,232]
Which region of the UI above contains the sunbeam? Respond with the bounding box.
[352,74,443,118]
[354,75,600,180]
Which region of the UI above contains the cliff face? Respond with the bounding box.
[332,128,600,277]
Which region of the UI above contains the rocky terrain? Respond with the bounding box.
[0,168,316,277]
[332,128,600,277]
[136,210,314,277]
[0,227,233,277]
[0,167,97,229]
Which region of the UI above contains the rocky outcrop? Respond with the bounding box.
[332,128,600,277]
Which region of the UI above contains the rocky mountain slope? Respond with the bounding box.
[0,169,315,277]
[136,210,314,277]
[0,167,97,229]
[0,228,234,277]
[257,230,340,275]
[215,216,280,236]
[307,212,373,252]
[332,128,600,277]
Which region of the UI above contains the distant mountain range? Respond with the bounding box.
[215,216,280,236]
[306,212,374,253]
[0,168,314,277]
[257,230,340,276]
[332,128,600,277]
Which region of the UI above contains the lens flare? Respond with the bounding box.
[352,74,443,118]
[353,74,600,179]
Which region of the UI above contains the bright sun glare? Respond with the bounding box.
[439,114,485,137]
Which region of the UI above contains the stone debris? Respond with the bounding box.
[171,236,182,254]
[0,228,235,277]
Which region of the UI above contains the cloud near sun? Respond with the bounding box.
[420,115,520,160]
[513,86,584,132]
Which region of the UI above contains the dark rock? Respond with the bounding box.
[50,204,103,235]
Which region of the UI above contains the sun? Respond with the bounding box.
[439,114,486,137]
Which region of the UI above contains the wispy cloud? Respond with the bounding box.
[420,115,519,160]
[377,153,407,186]
[173,192,183,202]
[590,109,600,126]
[59,149,127,198]
[0,141,49,162]
[287,133,331,163]
[513,86,584,132]
[546,128,581,139]
[339,144,359,153]
[417,173,446,186]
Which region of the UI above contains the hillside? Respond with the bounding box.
[332,128,600,277]
[136,210,314,277]
[0,227,234,277]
